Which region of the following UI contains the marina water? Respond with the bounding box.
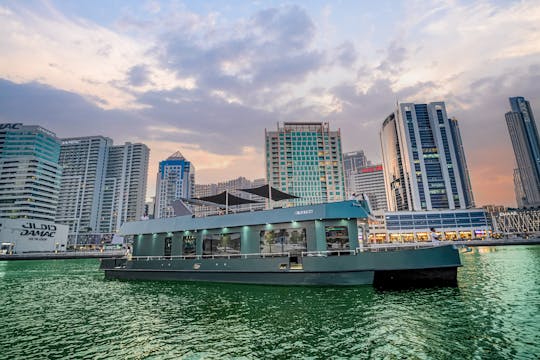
[1,245,538,359]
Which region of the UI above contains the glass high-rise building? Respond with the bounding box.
[380,102,474,211]
[505,96,540,207]
[56,136,111,234]
[99,143,149,233]
[448,117,475,208]
[265,122,345,206]
[0,123,62,221]
[155,151,195,218]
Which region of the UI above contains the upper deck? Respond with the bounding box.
[120,200,370,236]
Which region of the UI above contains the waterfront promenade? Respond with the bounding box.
[2,238,538,261]
[0,249,125,261]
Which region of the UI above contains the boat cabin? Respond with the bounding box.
[120,201,370,260]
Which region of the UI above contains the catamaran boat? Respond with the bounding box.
[101,187,461,287]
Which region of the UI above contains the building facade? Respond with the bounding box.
[380,102,473,211]
[349,164,388,211]
[265,122,345,206]
[99,143,149,233]
[368,209,491,243]
[56,136,111,234]
[505,96,540,207]
[343,150,370,197]
[155,151,195,218]
[448,117,475,208]
[0,123,62,221]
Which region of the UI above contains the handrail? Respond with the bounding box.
[301,250,356,257]
[130,252,290,261]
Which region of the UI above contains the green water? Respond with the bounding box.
[0,246,539,359]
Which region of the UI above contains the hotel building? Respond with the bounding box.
[155,151,195,218]
[380,102,474,211]
[99,143,149,233]
[0,123,62,221]
[265,122,345,206]
[505,96,540,207]
[56,136,111,234]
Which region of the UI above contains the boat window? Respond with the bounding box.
[164,237,172,259]
[260,228,307,254]
[325,226,349,251]
[182,235,196,256]
[203,233,241,255]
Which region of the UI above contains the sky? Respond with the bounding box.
[1,0,539,207]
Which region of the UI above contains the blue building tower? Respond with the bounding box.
[155,151,195,218]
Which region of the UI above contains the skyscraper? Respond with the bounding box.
[155,151,195,218]
[448,117,475,208]
[56,136,111,234]
[380,102,473,211]
[343,150,370,197]
[505,96,540,207]
[265,122,345,206]
[99,143,149,233]
[349,164,388,211]
[0,123,62,221]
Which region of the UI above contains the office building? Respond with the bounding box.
[194,177,266,217]
[349,164,388,211]
[380,102,473,211]
[56,136,111,234]
[155,151,195,218]
[448,118,475,207]
[505,96,540,207]
[99,143,149,233]
[0,123,62,221]
[265,122,345,206]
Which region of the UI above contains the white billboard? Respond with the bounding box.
[0,219,69,253]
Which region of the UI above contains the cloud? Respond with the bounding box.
[1,0,540,206]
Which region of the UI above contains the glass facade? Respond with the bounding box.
[0,124,62,221]
[265,123,345,206]
[381,102,472,211]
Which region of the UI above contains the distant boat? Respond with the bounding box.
[101,200,461,287]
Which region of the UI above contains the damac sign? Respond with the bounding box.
[20,223,57,238]
[0,123,23,130]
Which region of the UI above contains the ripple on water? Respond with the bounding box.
[0,246,539,359]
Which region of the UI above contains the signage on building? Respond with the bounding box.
[0,123,23,130]
[62,140,81,145]
[20,222,57,240]
[361,165,383,173]
[295,209,314,215]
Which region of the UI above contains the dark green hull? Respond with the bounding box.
[102,245,461,286]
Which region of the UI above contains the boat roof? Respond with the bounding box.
[120,200,369,236]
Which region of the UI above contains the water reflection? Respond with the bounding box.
[0,246,539,359]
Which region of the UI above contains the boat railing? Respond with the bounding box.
[301,250,356,257]
[129,252,290,261]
